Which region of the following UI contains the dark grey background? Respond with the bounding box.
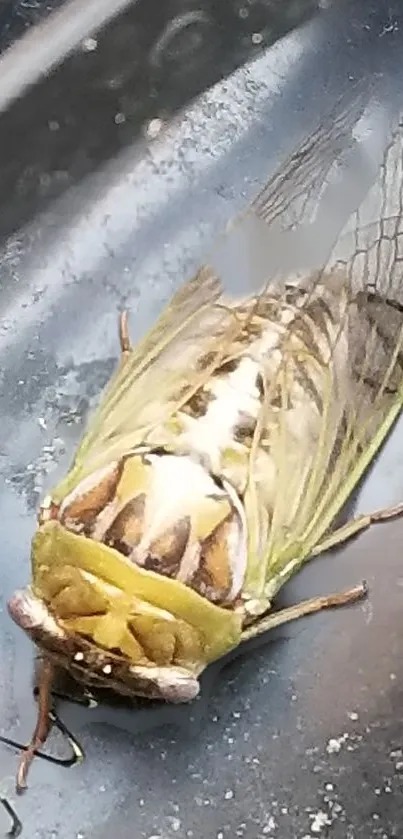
[0,0,327,242]
[0,0,403,837]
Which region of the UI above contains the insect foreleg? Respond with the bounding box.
[15,659,55,793]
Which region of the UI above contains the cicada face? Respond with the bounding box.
[9,449,246,702]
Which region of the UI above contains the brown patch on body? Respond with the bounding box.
[60,460,124,533]
[190,516,233,603]
[143,516,191,577]
[255,372,265,398]
[217,358,239,376]
[233,411,257,445]
[238,319,264,346]
[181,388,213,418]
[196,350,219,372]
[104,494,146,556]
[284,286,307,306]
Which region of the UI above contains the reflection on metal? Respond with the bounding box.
[0,0,136,113]
[0,0,328,115]
[149,10,213,68]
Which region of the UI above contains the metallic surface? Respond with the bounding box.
[0,0,327,243]
[0,0,403,837]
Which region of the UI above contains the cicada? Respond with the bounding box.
[7,89,403,791]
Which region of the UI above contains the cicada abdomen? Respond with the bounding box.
[8,87,403,790]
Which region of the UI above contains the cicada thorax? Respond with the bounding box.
[31,449,247,682]
[44,451,247,604]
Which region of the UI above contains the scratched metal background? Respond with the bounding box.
[1,0,403,837]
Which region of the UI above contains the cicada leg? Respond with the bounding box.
[241,582,367,643]
[241,501,403,643]
[118,311,131,360]
[310,499,403,557]
[15,659,55,793]
[0,658,84,793]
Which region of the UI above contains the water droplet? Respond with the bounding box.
[251,32,263,45]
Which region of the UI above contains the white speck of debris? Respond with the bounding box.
[238,7,249,18]
[390,672,397,681]
[217,833,224,839]
[102,664,112,675]
[169,817,181,832]
[262,815,277,833]
[82,37,97,52]
[251,32,263,44]
[280,807,288,815]
[325,783,334,792]
[310,811,331,833]
[326,734,348,754]
[74,652,84,662]
[48,120,60,131]
[38,417,47,430]
[348,711,359,721]
[224,790,234,800]
[395,761,403,771]
[146,118,163,139]
[114,112,126,125]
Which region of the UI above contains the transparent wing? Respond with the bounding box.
[326,114,403,302]
[209,82,383,295]
[244,110,403,597]
[252,84,370,231]
[54,268,244,496]
[53,83,403,523]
